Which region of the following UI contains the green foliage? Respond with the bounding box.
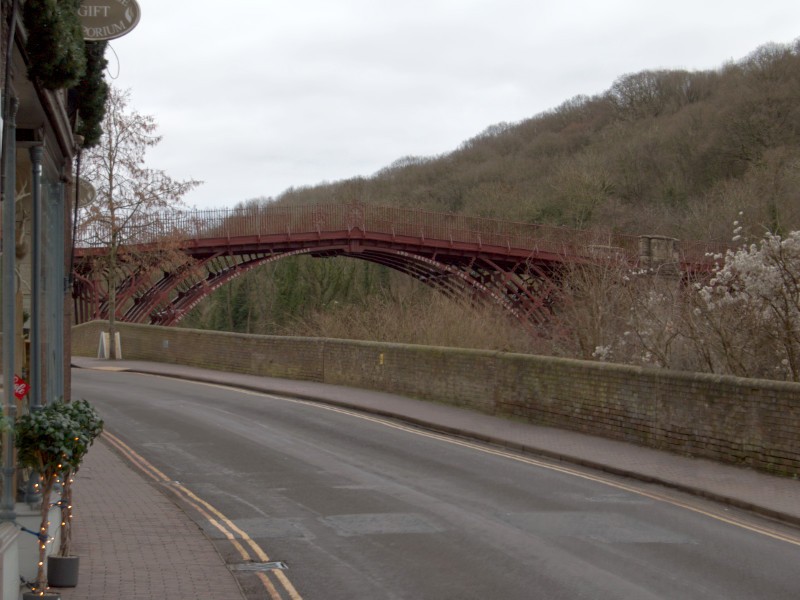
[22,2,109,144]
[57,399,104,465]
[53,399,103,557]
[182,256,396,334]
[15,399,102,589]
[23,0,87,90]
[15,399,102,476]
[74,42,110,148]
[15,404,80,477]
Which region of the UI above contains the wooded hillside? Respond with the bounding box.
[267,39,800,243]
[182,39,800,379]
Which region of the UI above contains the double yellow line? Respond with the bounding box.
[103,431,303,600]
[102,377,800,600]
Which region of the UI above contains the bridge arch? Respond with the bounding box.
[72,203,720,329]
[75,243,558,328]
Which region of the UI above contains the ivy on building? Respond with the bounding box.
[73,41,109,148]
[23,0,86,89]
[23,0,108,147]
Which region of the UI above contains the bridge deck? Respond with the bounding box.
[72,203,725,327]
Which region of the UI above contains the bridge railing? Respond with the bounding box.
[363,204,639,258]
[75,202,722,265]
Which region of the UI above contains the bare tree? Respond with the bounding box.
[80,86,201,357]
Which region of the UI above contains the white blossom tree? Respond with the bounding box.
[552,224,800,382]
[697,230,800,380]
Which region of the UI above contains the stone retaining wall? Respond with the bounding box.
[72,321,800,476]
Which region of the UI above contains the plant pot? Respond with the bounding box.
[22,591,60,599]
[47,554,80,587]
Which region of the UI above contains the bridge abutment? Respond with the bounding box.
[638,235,680,276]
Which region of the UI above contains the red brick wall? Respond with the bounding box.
[73,322,800,476]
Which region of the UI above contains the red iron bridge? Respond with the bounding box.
[72,202,723,328]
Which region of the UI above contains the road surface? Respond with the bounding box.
[72,368,800,599]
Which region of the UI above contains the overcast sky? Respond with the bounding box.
[109,1,800,210]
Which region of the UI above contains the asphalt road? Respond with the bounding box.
[72,368,800,600]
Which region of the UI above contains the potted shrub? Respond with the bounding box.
[15,402,91,599]
[48,399,103,588]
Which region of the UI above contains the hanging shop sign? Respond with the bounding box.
[79,0,141,41]
[78,178,97,207]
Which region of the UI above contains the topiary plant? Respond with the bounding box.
[54,399,103,558]
[15,403,89,596]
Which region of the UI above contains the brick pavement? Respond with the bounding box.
[52,439,244,600]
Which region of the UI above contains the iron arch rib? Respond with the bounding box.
[71,202,718,328]
[150,248,318,325]
[106,246,547,329]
